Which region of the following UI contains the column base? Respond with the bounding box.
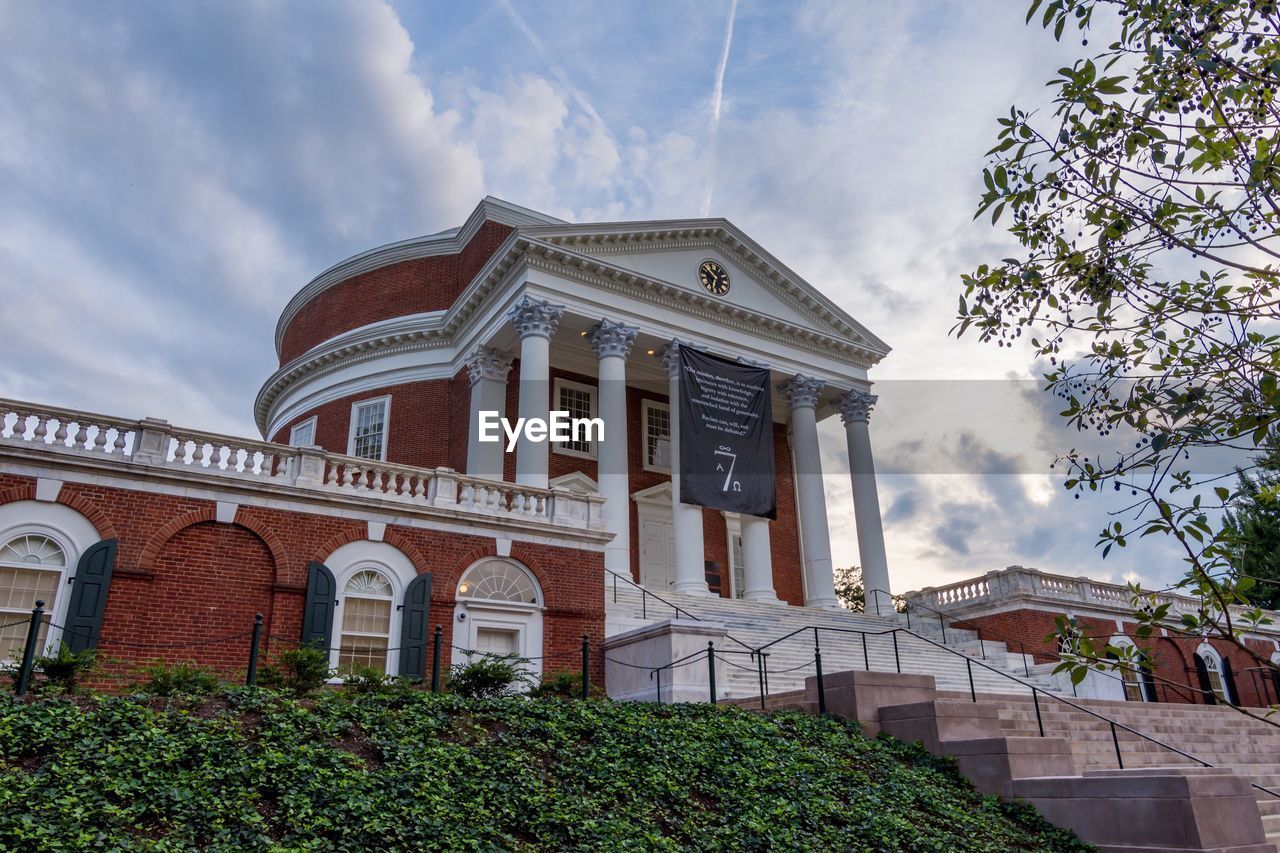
[673,581,712,596]
[803,596,841,609]
[741,590,785,605]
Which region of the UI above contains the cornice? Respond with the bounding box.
[256,232,886,434]
[272,197,564,357]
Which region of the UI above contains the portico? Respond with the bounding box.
[457,292,890,610]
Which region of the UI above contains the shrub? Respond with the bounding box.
[529,670,598,700]
[447,652,533,699]
[341,665,394,694]
[259,646,331,696]
[32,642,95,693]
[139,661,223,696]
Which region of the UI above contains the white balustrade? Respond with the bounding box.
[0,396,605,533]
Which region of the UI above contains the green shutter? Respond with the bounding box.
[1193,654,1216,705]
[301,561,336,651]
[63,539,117,653]
[398,573,432,678]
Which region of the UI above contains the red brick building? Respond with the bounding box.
[904,566,1280,708]
[0,197,895,687]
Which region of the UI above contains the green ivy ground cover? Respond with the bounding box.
[0,689,1090,851]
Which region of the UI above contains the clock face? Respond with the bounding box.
[698,260,731,296]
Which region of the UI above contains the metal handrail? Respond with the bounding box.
[745,619,1280,800]
[606,570,755,652]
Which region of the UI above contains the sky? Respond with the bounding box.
[0,0,1200,594]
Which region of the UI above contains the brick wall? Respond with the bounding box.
[0,474,604,688]
[279,221,514,364]
[961,606,1280,707]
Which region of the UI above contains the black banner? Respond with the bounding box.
[677,347,776,518]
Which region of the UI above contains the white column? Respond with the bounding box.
[507,295,564,488]
[464,346,512,480]
[779,374,838,608]
[588,318,637,578]
[837,389,890,614]
[740,516,781,603]
[662,343,708,596]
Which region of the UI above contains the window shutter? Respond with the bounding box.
[1222,657,1239,706]
[1193,654,1216,705]
[301,561,337,651]
[398,572,432,678]
[63,539,117,653]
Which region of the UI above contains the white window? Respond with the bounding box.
[0,534,64,659]
[1107,636,1153,702]
[1195,642,1234,705]
[336,568,394,673]
[458,559,541,605]
[289,417,317,448]
[552,379,597,458]
[642,400,671,472]
[347,397,389,461]
[724,513,745,599]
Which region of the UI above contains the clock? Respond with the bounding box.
[698,260,731,295]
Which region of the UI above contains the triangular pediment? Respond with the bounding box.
[550,471,598,494]
[522,219,890,357]
[631,481,672,505]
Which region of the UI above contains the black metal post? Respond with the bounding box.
[1021,643,1031,678]
[641,592,646,620]
[612,572,616,604]
[761,652,770,696]
[1032,688,1045,737]
[430,625,443,693]
[905,603,911,630]
[978,636,986,660]
[939,613,947,644]
[655,669,662,704]
[873,589,881,616]
[581,634,590,700]
[861,632,869,671]
[892,630,900,673]
[246,613,263,687]
[1110,721,1123,768]
[966,657,976,702]
[707,642,717,705]
[756,652,766,710]
[814,641,827,715]
[15,600,45,697]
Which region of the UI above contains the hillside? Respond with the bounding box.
[0,689,1089,851]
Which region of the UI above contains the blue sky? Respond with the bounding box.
[0,0,1195,593]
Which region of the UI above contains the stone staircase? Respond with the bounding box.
[604,578,1051,699]
[966,691,1280,846]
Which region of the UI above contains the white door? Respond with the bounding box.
[639,516,675,590]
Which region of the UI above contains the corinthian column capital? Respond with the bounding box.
[777,375,826,410]
[587,318,638,360]
[506,295,565,339]
[463,345,513,384]
[836,389,878,425]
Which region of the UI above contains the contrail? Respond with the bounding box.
[701,0,738,217]
[496,0,611,135]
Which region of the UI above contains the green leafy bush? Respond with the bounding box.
[446,651,533,698]
[258,645,331,696]
[529,669,598,700]
[139,661,222,696]
[31,643,95,693]
[341,664,395,694]
[0,691,1088,851]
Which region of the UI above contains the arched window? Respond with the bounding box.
[1194,643,1236,705]
[336,568,394,673]
[457,559,541,605]
[1107,636,1157,702]
[0,534,66,658]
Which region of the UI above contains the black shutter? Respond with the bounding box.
[1193,654,1216,705]
[63,539,117,653]
[1222,657,1240,706]
[397,572,432,678]
[301,561,336,652]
